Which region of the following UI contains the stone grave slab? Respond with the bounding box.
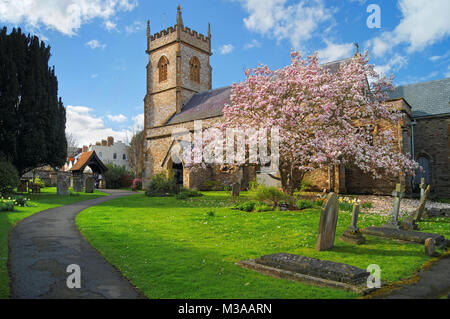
[361,226,445,246]
[237,253,374,295]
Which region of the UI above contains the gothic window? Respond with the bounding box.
[190,56,200,83]
[158,56,169,83]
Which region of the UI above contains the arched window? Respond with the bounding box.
[190,56,200,83]
[158,56,169,83]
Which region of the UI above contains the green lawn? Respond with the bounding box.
[0,187,107,299]
[76,192,450,299]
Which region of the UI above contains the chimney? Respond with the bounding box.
[82,145,89,153]
[101,140,107,147]
[107,136,115,147]
[96,142,101,146]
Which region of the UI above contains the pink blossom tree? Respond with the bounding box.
[219,51,418,194]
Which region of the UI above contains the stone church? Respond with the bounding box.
[143,6,450,198]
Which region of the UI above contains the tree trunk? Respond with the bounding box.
[280,164,305,195]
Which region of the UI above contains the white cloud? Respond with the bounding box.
[0,0,138,36]
[429,50,450,62]
[66,105,132,147]
[244,39,262,50]
[132,113,144,131]
[85,39,106,50]
[374,54,408,77]
[219,44,234,55]
[125,20,145,34]
[104,20,118,31]
[91,73,99,79]
[367,0,450,57]
[107,114,127,123]
[235,0,332,49]
[318,40,354,63]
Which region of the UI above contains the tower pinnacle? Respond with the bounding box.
[177,5,184,27]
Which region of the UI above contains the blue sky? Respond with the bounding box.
[1,0,449,146]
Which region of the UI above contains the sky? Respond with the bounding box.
[0,0,449,147]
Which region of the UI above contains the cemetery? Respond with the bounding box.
[74,177,450,299]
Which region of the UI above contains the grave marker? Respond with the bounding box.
[316,193,339,251]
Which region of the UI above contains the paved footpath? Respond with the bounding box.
[9,190,145,299]
[375,254,450,299]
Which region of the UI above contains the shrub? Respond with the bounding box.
[339,202,354,212]
[314,199,325,207]
[362,202,373,209]
[201,180,224,191]
[234,201,258,212]
[12,195,29,207]
[33,177,45,189]
[0,161,19,196]
[254,202,273,212]
[249,179,259,192]
[0,198,15,212]
[145,174,180,197]
[296,199,314,210]
[300,181,313,192]
[132,178,142,191]
[206,210,216,217]
[176,189,203,200]
[255,184,285,206]
[105,164,133,189]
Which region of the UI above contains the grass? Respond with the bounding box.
[0,187,107,299]
[77,191,450,299]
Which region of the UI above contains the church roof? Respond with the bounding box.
[166,86,231,125]
[388,78,450,118]
[165,58,355,126]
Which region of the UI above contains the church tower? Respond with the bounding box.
[144,5,212,129]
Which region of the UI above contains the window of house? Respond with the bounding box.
[189,57,200,83]
[158,56,169,83]
[113,153,117,160]
[123,154,127,160]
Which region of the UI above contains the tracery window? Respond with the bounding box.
[158,56,169,82]
[190,56,200,83]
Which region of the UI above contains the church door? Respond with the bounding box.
[416,156,431,185]
[172,162,184,186]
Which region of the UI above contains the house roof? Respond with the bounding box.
[165,58,355,126]
[388,78,450,118]
[70,151,107,174]
[166,86,231,125]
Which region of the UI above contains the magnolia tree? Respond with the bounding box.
[217,51,418,194]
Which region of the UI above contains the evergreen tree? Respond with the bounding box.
[0,27,67,175]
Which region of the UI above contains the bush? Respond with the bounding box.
[176,189,203,200]
[105,164,133,189]
[234,201,258,212]
[300,181,313,192]
[12,195,29,207]
[33,177,45,189]
[296,199,314,210]
[0,161,19,196]
[254,202,273,212]
[255,184,285,206]
[249,179,259,192]
[132,178,142,191]
[145,174,180,197]
[206,210,216,217]
[0,198,15,212]
[201,180,224,191]
[361,202,373,209]
[339,202,354,212]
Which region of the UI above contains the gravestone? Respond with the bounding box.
[414,185,431,222]
[73,175,83,193]
[85,177,94,193]
[361,226,446,246]
[384,184,403,229]
[57,174,69,196]
[340,204,366,245]
[232,183,241,197]
[237,253,373,294]
[424,238,439,257]
[316,193,339,251]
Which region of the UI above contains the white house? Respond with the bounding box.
[87,136,130,170]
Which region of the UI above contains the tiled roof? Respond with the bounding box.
[70,151,107,173]
[166,86,231,125]
[165,58,354,126]
[388,78,450,117]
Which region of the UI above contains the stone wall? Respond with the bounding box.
[413,115,450,198]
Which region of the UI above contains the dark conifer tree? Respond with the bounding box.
[0,27,67,175]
